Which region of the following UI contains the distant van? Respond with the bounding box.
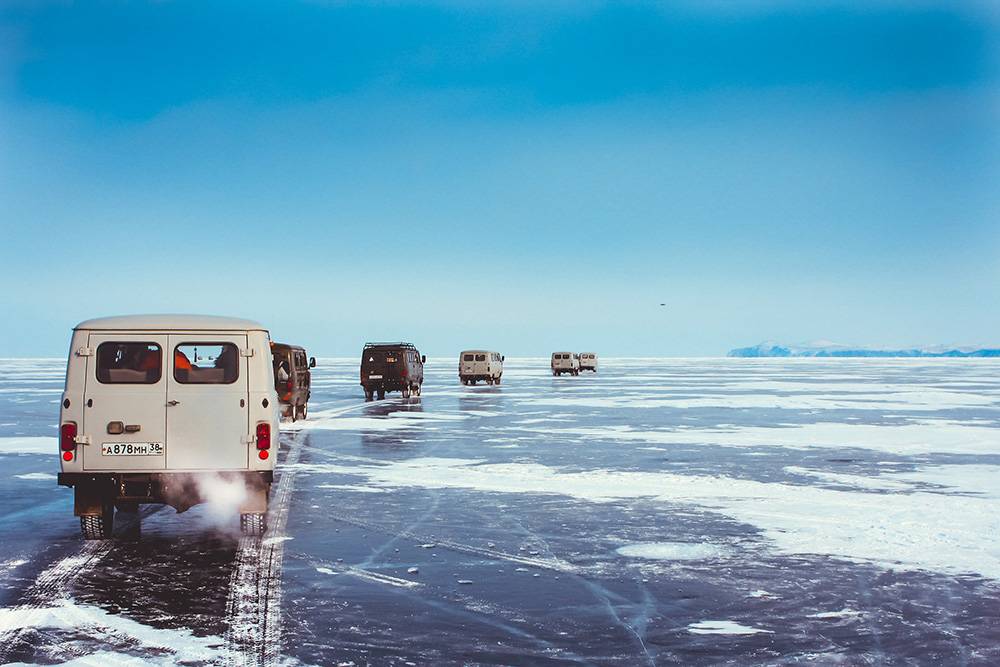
[459,350,504,385]
[57,315,280,539]
[360,342,425,400]
[271,342,315,421]
[579,352,598,373]
[551,352,580,376]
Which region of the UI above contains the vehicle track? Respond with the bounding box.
[0,508,155,663]
[223,431,303,666]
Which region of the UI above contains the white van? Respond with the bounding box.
[551,352,580,376]
[57,315,280,539]
[459,350,504,385]
[579,352,598,372]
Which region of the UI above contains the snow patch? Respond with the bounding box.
[616,542,724,561]
[688,620,772,635]
[14,472,57,481]
[0,437,56,455]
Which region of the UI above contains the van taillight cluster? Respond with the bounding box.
[256,422,271,460]
[60,422,77,461]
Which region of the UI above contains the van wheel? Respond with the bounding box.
[364,390,373,402]
[240,513,267,536]
[80,504,114,540]
[300,404,308,419]
[414,384,422,396]
[377,389,385,400]
[402,386,411,398]
[495,375,501,385]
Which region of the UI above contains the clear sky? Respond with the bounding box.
[2,1,998,357]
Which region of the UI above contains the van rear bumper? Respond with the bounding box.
[58,471,274,513]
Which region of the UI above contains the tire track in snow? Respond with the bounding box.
[223,431,303,666]
[0,508,156,663]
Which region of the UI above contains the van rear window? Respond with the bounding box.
[463,354,474,361]
[96,342,162,384]
[475,354,486,361]
[174,343,239,384]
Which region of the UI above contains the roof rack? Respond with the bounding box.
[364,342,418,350]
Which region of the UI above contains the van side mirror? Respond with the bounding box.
[421,355,426,364]
[309,357,316,368]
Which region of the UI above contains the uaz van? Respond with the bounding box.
[459,350,504,385]
[271,341,315,421]
[551,352,580,376]
[360,342,425,400]
[579,352,598,373]
[57,315,280,539]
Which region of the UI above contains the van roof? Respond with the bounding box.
[364,342,418,350]
[74,314,268,332]
[271,341,306,353]
[460,349,494,355]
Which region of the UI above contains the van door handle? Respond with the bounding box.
[167,400,180,407]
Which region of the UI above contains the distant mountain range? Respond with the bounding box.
[728,341,1000,358]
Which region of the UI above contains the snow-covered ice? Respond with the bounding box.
[0,357,998,665]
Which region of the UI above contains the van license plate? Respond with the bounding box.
[368,374,383,379]
[102,442,164,456]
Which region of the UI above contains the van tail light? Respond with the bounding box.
[60,422,77,452]
[285,380,293,392]
[401,368,408,378]
[256,422,271,450]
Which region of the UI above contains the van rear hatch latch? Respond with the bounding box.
[241,434,256,445]
[74,435,92,446]
[75,347,94,357]
[240,348,254,358]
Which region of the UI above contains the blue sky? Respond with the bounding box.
[2,1,998,356]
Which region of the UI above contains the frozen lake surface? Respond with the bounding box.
[0,358,998,665]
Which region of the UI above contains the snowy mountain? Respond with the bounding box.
[728,341,1000,358]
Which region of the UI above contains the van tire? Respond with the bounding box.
[414,384,422,396]
[495,375,501,385]
[240,512,267,536]
[377,389,385,400]
[80,505,114,540]
[402,386,411,398]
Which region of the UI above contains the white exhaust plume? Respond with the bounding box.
[195,474,249,526]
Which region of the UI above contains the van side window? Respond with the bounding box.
[174,343,239,384]
[96,342,162,384]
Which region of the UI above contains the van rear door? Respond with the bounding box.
[82,334,169,471]
[166,334,250,470]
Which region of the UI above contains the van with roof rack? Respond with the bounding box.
[271,341,315,421]
[360,342,425,400]
[57,315,280,539]
[459,350,504,385]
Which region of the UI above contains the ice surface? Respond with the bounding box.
[318,455,1000,579]
[1,357,999,665]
